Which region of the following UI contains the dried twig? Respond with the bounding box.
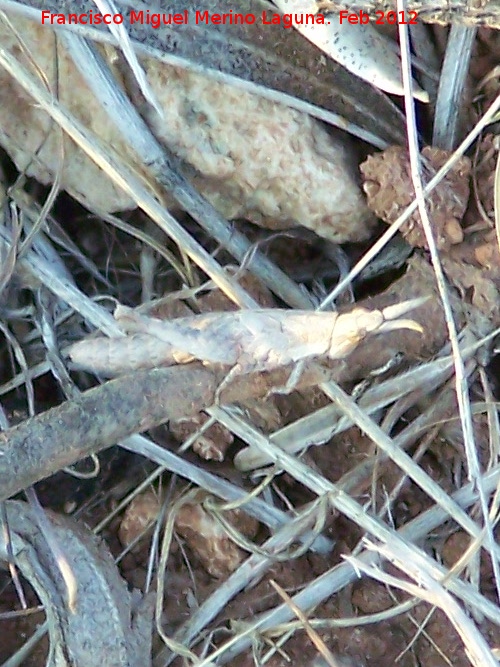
[0,363,326,501]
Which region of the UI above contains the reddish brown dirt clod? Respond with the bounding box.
[175,501,259,579]
[118,489,162,549]
[361,146,471,251]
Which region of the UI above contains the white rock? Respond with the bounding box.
[0,15,374,242]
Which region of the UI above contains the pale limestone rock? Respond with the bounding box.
[0,15,374,242]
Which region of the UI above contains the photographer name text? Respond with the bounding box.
[40,9,419,28]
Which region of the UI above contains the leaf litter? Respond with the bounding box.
[0,3,500,667]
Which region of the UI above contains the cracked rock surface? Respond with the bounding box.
[0,15,374,242]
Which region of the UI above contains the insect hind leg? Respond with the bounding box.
[264,360,306,399]
[213,363,244,405]
[213,359,306,405]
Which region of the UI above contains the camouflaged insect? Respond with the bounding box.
[68,298,426,378]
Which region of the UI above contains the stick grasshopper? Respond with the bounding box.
[68,298,427,386]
